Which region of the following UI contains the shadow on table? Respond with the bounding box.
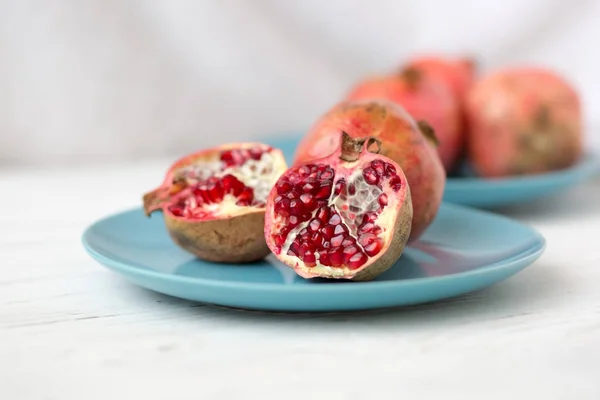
[125,258,563,329]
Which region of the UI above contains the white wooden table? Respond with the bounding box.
[1,159,599,400]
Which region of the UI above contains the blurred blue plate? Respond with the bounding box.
[82,203,545,312]
[262,133,600,209]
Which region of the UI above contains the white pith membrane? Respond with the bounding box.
[274,160,399,277]
[169,146,285,219]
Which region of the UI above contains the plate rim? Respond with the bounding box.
[81,203,547,293]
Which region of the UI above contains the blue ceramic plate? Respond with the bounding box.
[82,203,545,312]
[262,133,600,209]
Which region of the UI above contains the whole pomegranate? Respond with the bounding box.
[265,132,413,281]
[404,55,476,100]
[346,68,462,171]
[294,99,445,242]
[465,67,583,177]
[143,143,288,263]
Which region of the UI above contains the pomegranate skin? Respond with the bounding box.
[466,67,583,177]
[293,99,445,242]
[346,71,462,171]
[405,55,476,100]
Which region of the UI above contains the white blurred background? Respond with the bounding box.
[0,0,598,166]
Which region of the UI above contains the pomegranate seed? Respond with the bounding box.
[320,169,334,180]
[318,250,330,266]
[330,235,344,247]
[289,242,301,256]
[249,147,264,160]
[289,199,302,215]
[273,234,286,246]
[286,190,299,200]
[289,215,300,226]
[342,238,355,247]
[372,226,383,235]
[333,224,347,235]
[363,167,379,185]
[358,233,377,247]
[317,207,330,222]
[371,160,385,176]
[276,180,293,195]
[363,238,383,257]
[321,224,336,238]
[322,241,331,249]
[347,252,368,269]
[223,174,245,196]
[315,183,332,199]
[299,193,315,208]
[343,245,359,261]
[169,205,184,216]
[389,176,402,191]
[238,187,254,202]
[302,182,315,193]
[334,179,346,196]
[236,199,251,206]
[220,150,235,166]
[288,173,301,184]
[299,165,311,175]
[328,214,341,225]
[348,184,356,195]
[358,222,375,234]
[287,249,297,257]
[385,163,396,177]
[362,212,377,224]
[328,248,344,267]
[298,228,309,239]
[275,198,291,216]
[303,250,316,267]
[310,232,323,247]
[208,181,224,202]
[308,219,322,232]
[378,194,388,207]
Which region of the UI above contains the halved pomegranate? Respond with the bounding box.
[144,143,288,263]
[265,132,413,281]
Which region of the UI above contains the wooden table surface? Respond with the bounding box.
[1,159,599,400]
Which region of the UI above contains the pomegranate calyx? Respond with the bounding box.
[339,132,382,162]
[400,67,422,88]
[417,120,440,147]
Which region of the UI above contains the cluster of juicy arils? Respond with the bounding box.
[264,132,413,281]
[143,143,288,263]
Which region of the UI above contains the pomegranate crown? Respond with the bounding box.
[339,131,382,162]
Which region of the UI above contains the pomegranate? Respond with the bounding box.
[293,99,445,242]
[465,67,583,177]
[346,68,462,171]
[143,143,288,263]
[404,55,476,100]
[265,132,413,281]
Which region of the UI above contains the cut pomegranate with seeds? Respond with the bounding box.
[143,142,288,263]
[264,132,413,281]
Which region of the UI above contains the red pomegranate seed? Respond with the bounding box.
[358,222,375,234]
[371,160,385,176]
[320,169,334,180]
[343,245,359,262]
[321,224,336,238]
[333,224,347,235]
[328,248,344,267]
[310,232,323,247]
[330,234,344,247]
[328,214,341,225]
[322,241,331,249]
[378,194,388,207]
[385,163,396,177]
[388,175,402,191]
[348,184,356,195]
[298,228,309,239]
[302,182,315,193]
[317,207,330,222]
[347,252,368,269]
[318,250,330,266]
[363,167,379,185]
[303,250,316,267]
[299,193,315,208]
[363,238,383,257]
[308,219,322,232]
[288,173,301,184]
[315,183,332,199]
[333,179,346,196]
[220,150,235,166]
[275,198,291,216]
[289,215,300,226]
[249,147,264,160]
[358,233,377,247]
[342,238,355,247]
[286,190,299,200]
[299,165,311,175]
[170,205,184,216]
[273,234,286,246]
[276,180,293,195]
[289,199,302,216]
[289,241,301,256]
[207,181,224,202]
[362,212,377,224]
[372,226,383,235]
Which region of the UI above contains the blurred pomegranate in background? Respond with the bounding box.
[293,99,445,242]
[465,67,583,177]
[345,68,462,172]
[404,55,476,100]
